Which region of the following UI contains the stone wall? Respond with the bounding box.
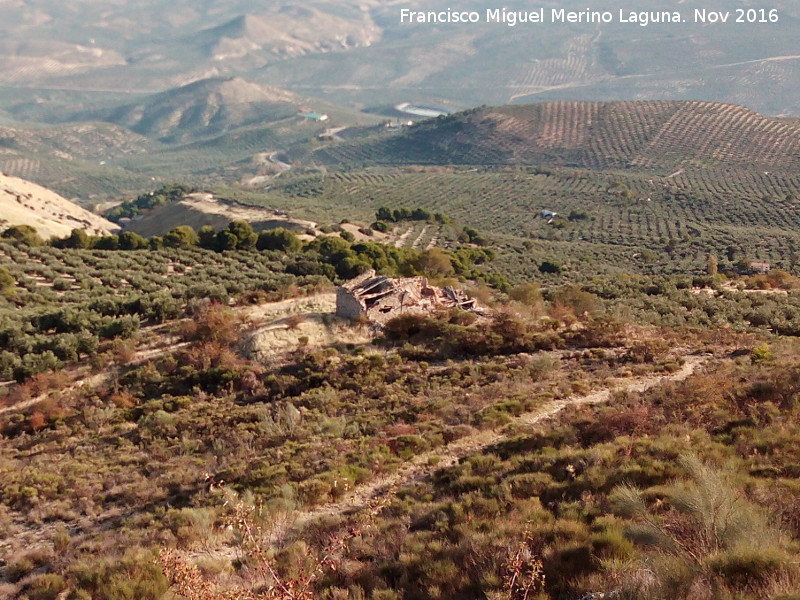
[336,287,365,320]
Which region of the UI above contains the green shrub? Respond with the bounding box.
[69,548,168,600]
[257,228,302,252]
[509,282,542,306]
[590,528,636,560]
[706,546,791,587]
[164,225,199,248]
[118,231,149,250]
[7,556,35,582]
[751,343,775,364]
[2,224,43,246]
[392,434,429,459]
[27,574,67,600]
[539,260,563,274]
[0,265,15,296]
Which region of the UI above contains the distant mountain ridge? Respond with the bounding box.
[80,77,303,141]
[196,9,380,62]
[0,0,798,117]
[314,101,800,173]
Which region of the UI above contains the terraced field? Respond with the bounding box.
[311,101,800,173]
[0,153,154,202]
[258,165,800,281]
[0,122,157,201]
[508,34,603,99]
[267,168,800,238]
[0,243,306,304]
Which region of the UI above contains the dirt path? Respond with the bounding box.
[0,371,107,416]
[411,224,429,249]
[0,294,340,417]
[393,225,414,248]
[426,225,442,249]
[0,337,193,416]
[295,355,706,524]
[268,151,291,172]
[192,354,709,561]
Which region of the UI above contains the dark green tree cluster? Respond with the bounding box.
[52,229,150,251]
[539,260,563,274]
[197,221,258,252]
[568,210,590,221]
[104,184,195,222]
[458,225,490,246]
[26,222,501,288]
[375,206,448,224]
[256,228,303,252]
[296,237,499,283]
[2,225,43,246]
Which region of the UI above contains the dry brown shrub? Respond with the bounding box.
[494,525,546,600]
[186,303,246,346]
[238,370,263,395]
[28,410,46,431]
[109,391,138,409]
[7,380,34,406]
[160,482,391,600]
[185,342,226,370]
[746,269,800,290]
[548,302,577,325]
[26,370,68,397]
[384,423,416,437]
[36,396,68,422]
[6,369,70,408]
[112,339,137,365]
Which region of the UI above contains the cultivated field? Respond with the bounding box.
[312,101,800,173]
[257,165,800,282]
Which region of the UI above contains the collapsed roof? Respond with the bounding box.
[336,269,483,324]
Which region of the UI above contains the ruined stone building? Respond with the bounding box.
[336,270,483,324]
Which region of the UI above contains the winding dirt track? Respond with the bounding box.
[0,294,337,418]
[194,354,709,559]
[0,339,190,417]
[298,355,705,524]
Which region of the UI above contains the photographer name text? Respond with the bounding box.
[399,7,780,27]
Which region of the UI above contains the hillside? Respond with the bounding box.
[3,234,800,599]
[82,77,304,141]
[0,0,797,119]
[243,101,800,284]
[0,100,380,201]
[0,39,126,85]
[195,9,380,63]
[312,101,800,173]
[0,172,118,238]
[0,120,155,202]
[122,193,317,237]
[0,121,151,163]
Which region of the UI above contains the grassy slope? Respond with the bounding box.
[3,242,800,598]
